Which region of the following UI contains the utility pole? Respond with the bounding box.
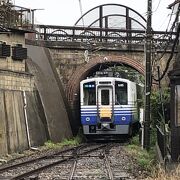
[31,9,44,28]
[143,0,152,150]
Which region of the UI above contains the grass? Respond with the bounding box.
[0,135,82,164]
[125,133,180,180]
[43,127,84,149]
[44,135,82,149]
[146,165,180,180]
[125,135,156,172]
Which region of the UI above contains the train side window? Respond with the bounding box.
[101,89,109,105]
[115,82,127,105]
[175,85,180,126]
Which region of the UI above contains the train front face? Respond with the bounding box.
[80,77,138,137]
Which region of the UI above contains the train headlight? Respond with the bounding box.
[122,117,126,121]
[86,117,90,121]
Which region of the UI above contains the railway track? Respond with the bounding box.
[66,143,133,180]
[0,143,106,180]
[0,143,137,179]
[0,146,78,180]
[0,146,77,172]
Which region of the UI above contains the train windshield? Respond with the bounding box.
[83,82,96,105]
[101,89,110,105]
[115,81,128,105]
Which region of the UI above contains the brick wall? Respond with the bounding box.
[49,48,173,107]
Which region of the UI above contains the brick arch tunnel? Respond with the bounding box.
[66,55,145,134]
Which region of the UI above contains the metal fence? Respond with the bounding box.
[34,25,176,49]
[156,124,171,161]
[156,125,166,159]
[0,3,31,28]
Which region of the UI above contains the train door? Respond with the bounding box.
[98,87,113,122]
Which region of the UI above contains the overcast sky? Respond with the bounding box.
[14,0,173,31]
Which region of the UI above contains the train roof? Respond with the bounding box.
[80,77,134,84]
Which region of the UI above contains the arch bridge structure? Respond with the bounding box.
[30,4,175,49]
[26,4,176,133]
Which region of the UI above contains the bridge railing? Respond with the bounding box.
[33,25,175,48]
[0,3,32,29]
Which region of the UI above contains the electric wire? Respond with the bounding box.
[78,0,84,27]
[165,6,175,33]
[77,0,93,62]
[153,22,180,82]
[154,6,174,41]
[157,14,171,31]
[151,5,179,69]
[152,0,162,13]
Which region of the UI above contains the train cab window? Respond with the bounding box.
[175,85,180,126]
[83,82,96,105]
[115,82,127,105]
[101,89,110,105]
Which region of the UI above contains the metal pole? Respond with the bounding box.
[31,10,34,28]
[157,66,167,169]
[143,0,152,150]
[31,9,44,29]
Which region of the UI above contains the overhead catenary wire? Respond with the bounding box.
[77,0,96,62]
[152,0,162,13]
[78,0,84,27]
[152,5,175,43]
[153,22,180,82]
[151,5,179,72]
[165,5,175,33]
[154,6,175,42]
[157,13,172,31]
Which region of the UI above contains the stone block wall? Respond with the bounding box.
[0,32,49,156]
[0,32,26,72]
[0,58,25,72]
[0,70,34,91]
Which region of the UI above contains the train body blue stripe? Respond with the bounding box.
[81,114,135,125]
[81,106,138,125]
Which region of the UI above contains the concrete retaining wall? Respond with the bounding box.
[25,91,48,147]
[26,45,72,142]
[0,32,54,157]
[0,90,48,156]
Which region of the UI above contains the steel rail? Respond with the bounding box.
[103,143,115,180]
[68,160,77,180]
[67,143,94,180]
[104,153,114,180]
[10,144,107,180]
[0,146,79,172]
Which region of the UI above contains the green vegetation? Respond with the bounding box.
[110,65,145,84]
[94,65,144,84]
[43,127,85,149]
[150,88,170,127]
[126,135,156,171]
[124,87,173,177]
[44,135,82,149]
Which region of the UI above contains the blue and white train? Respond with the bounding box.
[80,77,142,139]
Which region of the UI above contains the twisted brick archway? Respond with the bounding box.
[66,55,145,105]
